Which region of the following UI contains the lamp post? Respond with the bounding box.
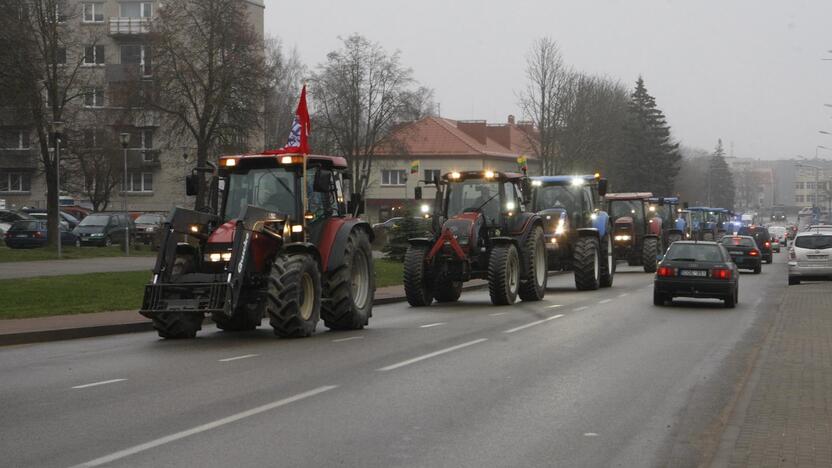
[120,132,131,255]
[51,121,64,258]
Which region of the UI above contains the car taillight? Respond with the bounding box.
[764,241,771,248]
[749,249,759,257]
[711,268,731,280]
[33,231,43,238]
[657,266,676,277]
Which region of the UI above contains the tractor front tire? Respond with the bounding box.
[434,278,462,303]
[574,236,600,291]
[322,229,375,330]
[642,237,659,273]
[519,226,547,301]
[213,301,262,332]
[151,255,203,339]
[404,244,434,306]
[599,231,615,288]
[489,243,520,305]
[266,253,321,338]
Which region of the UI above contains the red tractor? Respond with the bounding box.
[605,192,663,273]
[140,153,374,339]
[404,170,547,306]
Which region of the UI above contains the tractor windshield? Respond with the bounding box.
[609,200,645,225]
[446,179,502,223]
[224,167,297,220]
[533,184,580,213]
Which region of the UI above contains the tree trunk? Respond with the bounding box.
[195,144,209,211]
[45,168,59,250]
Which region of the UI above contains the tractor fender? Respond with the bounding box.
[591,211,610,238]
[284,242,322,269]
[490,236,519,247]
[325,219,373,273]
[407,237,435,248]
[576,227,600,239]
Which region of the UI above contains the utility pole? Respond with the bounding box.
[120,133,131,255]
[51,121,64,258]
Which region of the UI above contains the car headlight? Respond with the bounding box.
[91,233,104,237]
[145,226,156,232]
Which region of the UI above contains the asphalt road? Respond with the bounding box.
[0,255,787,468]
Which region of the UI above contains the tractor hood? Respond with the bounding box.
[614,216,634,228]
[442,212,480,247]
[208,221,237,244]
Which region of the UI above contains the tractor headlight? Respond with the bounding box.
[291,225,303,233]
[532,180,542,187]
[505,201,515,211]
[554,219,565,235]
[614,235,632,242]
[205,252,233,262]
[420,203,430,214]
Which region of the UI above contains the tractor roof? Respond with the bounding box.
[220,152,348,169]
[442,170,525,182]
[531,175,598,184]
[605,192,654,200]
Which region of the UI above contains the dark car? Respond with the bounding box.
[719,235,762,274]
[72,213,134,247]
[737,225,772,264]
[21,209,80,230]
[133,213,165,249]
[3,220,78,249]
[653,241,739,308]
[0,209,32,238]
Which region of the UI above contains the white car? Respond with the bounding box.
[788,231,832,285]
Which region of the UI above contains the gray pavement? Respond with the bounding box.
[0,256,787,467]
[0,256,154,279]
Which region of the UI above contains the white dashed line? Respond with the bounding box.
[584,432,599,437]
[72,379,127,390]
[489,312,508,317]
[503,314,564,334]
[70,385,338,467]
[546,304,563,309]
[598,299,612,304]
[377,339,488,371]
[573,306,589,312]
[332,336,364,343]
[419,322,446,328]
[218,354,259,362]
[618,293,629,298]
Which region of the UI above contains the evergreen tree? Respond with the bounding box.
[706,139,735,209]
[382,208,427,262]
[616,77,681,194]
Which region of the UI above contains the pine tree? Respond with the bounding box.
[707,139,735,209]
[382,208,426,262]
[617,77,681,194]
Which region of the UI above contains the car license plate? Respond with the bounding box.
[729,250,742,255]
[679,270,707,277]
[16,234,27,238]
[808,255,828,260]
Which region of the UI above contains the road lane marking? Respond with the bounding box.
[70,385,338,468]
[598,299,612,304]
[618,293,629,298]
[546,304,563,309]
[489,312,508,316]
[332,336,364,343]
[377,339,488,371]
[71,379,127,390]
[218,354,259,362]
[584,432,599,437]
[573,306,589,312]
[503,314,564,334]
[419,322,446,328]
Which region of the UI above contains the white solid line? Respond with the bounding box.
[419,322,446,328]
[546,304,563,309]
[599,299,612,304]
[332,336,364,343]
[377,339,488,372]
[489,312,507,316]
[504,314,564,334]
[218,354,259,362]
[573,306,589,312]
[71,379,127,390]
[70,385,338,468]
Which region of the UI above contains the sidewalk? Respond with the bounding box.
[715,282,832,467]
[0,256,155,280]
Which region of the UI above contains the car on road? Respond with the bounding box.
[653,241,739,308]
[767,225,787,247]
[133,213,165,249]
[72,213,134,247]
[719,235,762,274]
[787,230,832,285]
[737,225,773,263]
[3,220,78,249]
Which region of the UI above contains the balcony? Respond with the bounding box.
[106,63,152,83]
[124,149,161,170]
[109,17,150,36]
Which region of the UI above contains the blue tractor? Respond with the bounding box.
[647,196,686,246]
[687,207,720,241]
[530,174,614,290]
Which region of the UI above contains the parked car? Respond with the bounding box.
[653,241,739,308]
[72,213,134,247]
[0,209,32,239]
[737,225,773,263]
[3,220,78,249]
[787,231,832,285]
[719,235,762,274]
[22,209,80,230]
[134,213,165,249]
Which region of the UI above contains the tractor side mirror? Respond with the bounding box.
[314,169,333,193]
[414,187,422,200]
[185,174,198,196]
[597,178,608,197]
[348,193,365,216]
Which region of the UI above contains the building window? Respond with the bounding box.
[381,170,407,186]
[120,2,152,18]
[0,172,31,192]
[0,129,30,149]
[82,128,102,147]
[795,195,804,203]
[52,1,68,23]
[121,44,151,76]
[82,3,104,23]
[125,172,153,192]
[139,129,154,161]
[83,45,105,65]
[83,87,104,108]
[424,169,441,185]
[55,47,67,65]
[795,182,804,190]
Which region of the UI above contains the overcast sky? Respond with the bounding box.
[264,0,832,160]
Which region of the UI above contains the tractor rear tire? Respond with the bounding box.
[574,236,600,291]
[434,279,462,303]
[642,237,659,273]
[151,255,203,339]
[322,229,375,330]
[266,253,321,338]
[489,243,520,305]
[404,244,434,306]
[599,231,615,288]
[519,226,547,301]
[668,233,682,246]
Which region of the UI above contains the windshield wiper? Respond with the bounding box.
[475,192,500,212]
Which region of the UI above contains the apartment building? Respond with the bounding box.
[793,164,831,209]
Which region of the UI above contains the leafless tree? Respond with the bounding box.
[264,36,307,149]
[63,121,122,212]
[146,0,269,209]
[309,35,425,196]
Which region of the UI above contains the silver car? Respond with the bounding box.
[788,231,832,285]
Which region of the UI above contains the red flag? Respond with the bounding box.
[272,85,311,155]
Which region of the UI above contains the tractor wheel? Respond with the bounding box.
[434,278,462,303]
[488,243,520,305]
[404,244,434,307]
[668,233,682,246]
[642,237,659,273]
[266,253,321,338]
[519,226,547,301]
[213,300,262,332]
[322,229,375,330]
[151,255,204,339]
[574,236,600,291]
[599,230,615,288]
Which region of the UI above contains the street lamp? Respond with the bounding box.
[120,132,131,256]
[51,121,64,258]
